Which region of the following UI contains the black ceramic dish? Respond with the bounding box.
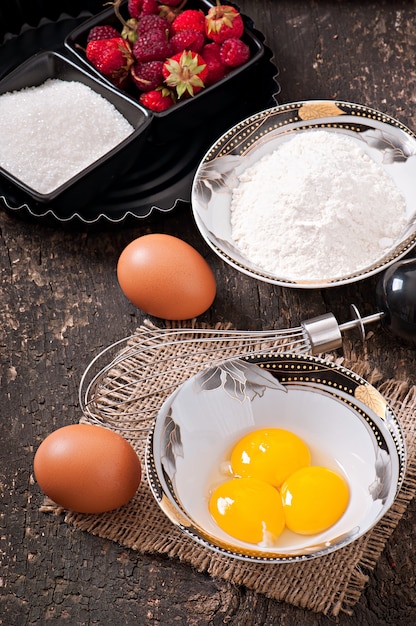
[0,50,152,215]
[0,12,279,225]
[65,0,266,143]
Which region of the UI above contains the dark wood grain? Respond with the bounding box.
[1,1,416,624]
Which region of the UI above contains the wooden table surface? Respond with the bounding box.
[1,1,415,624]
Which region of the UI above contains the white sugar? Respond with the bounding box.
[230,130,407,280]
[0,79,134,194]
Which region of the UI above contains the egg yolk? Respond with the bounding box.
[281,466,350,535]
[209,477,285,545]
[230,428,311,488]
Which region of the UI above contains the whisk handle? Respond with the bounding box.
[301,313,343,354]
[302,307,384,354]
[337,305,384,338]
[304,257,416,352]
[376,257,416,345]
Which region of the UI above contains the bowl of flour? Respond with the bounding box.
[191,100,416,287]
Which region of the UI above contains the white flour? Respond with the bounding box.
[230,130,407,280]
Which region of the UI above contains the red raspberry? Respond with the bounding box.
[131,61,164,91]
[171,10,206,35]
[133,31,173,62]
[128,0,159,19]
[201,42,228,86]
[220,38,250,67]
[139,88,175,111]
[160,0,183,6]
[205,5,244,43]
[201,41,222,62]
[136,14,172,37]
[170,29,206,54]
[87,25,121,42]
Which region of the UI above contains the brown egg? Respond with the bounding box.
[117,233,216,320]
[33,424,141,513]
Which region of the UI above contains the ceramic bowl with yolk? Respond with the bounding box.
[145,353,406,563]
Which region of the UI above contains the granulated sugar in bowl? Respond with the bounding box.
[0,79,134,195]
[191,101,416,288]
[0,51,152,213]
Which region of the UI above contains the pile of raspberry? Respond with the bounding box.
[85,0,251,111]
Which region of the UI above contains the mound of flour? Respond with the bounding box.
[230,130,407,280]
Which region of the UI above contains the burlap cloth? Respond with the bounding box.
[41,323,416,617]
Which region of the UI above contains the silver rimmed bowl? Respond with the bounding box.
[145,353,406,563]
[191,100,416,288]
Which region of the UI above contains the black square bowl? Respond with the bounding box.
[0,50,152,213]
[64,0,266,143]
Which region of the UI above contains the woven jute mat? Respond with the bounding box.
[41,323,416,617]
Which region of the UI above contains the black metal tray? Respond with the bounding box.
[0,12,280,225]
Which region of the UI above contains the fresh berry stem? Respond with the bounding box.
[112,0,130,30]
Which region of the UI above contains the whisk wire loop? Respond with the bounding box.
[79,323,311,435]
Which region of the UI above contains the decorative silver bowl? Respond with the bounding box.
[191,100,416,288]
[146,353,406,563]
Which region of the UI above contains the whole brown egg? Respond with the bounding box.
[34,424,141,513]
[117,233,216,320]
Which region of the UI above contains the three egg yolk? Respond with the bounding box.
[208,428,349,546]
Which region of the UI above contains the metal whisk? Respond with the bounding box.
[78,256,416,434]
[79,306,383,435]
